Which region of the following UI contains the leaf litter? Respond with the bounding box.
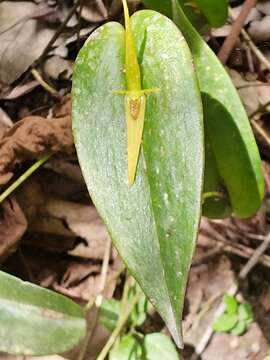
[0,1,61,84]
[0,0,270,359]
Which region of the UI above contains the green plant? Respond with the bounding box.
[100,279,180,359]
[0,0,264,356]
[72,0,263,350]
[143,0,228,29]
[213,295,254,336]
[146,0,264,219]
[72,6,204,348]
[0,271,86,355]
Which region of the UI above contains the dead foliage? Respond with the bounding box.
[0,0,270,359]
[0,198,27,261]
[0,113,72,185]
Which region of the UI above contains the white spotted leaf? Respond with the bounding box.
[0,271,86,355]
[72,10,203,347]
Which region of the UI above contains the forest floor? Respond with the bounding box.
[1,0,270,359]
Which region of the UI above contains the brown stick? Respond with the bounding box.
[241,28,270,72]
[78,238,112,360]
[218,0,257,64]
[239,233,270,278]
[250,101,270,119]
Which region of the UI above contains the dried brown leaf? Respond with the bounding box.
[42,199,110,260]
[203,324,268,360]
[0,197,27,261]
[257,2,270,16]
[44,56,73,80]
[249,16,270,43]
[0,81,39,100]
[81,0,108,22]
[0,107,12,141]
[0,2,63,84]
[0,115,73,185]
[229,69,270,115]
[183,255,236,345]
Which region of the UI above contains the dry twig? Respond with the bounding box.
[31,69,59,96]
[241,28,270,72]
[218,0,257,64]
[239,233,270,278]
[36,0,83,67]
[250,101,270,119]
[78,238,112,360]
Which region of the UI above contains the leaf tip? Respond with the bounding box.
[167,318,184,349]
[171,332,183,349]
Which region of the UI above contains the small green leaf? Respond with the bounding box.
[130,294,149,328]
[238,303,253,322]
[223,294,238,315]
[0,271,86,356]
[100,299,120,332]
[230,320,247,336]
[245,317,254,326]
[109,334,142,360]
[144,333,180,359]
[213,314,238,332]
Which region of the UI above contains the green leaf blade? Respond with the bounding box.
[224,294,238,315]
[131,11,204,345]
[230,320,247,336]
[142,0,172,17]
[109,335,142,360]
[100,299,120,332]
[194,0,228,27]
[213,313,238,332]
[202,137,231,218]
[144,333,180,359]
[72,11,203,347]
[0,271,86,356]
[172,1,264,219]
[238,303,253,322]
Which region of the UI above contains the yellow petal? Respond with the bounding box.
[125,94,146,185]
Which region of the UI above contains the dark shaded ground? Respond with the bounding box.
[1,0,270,359]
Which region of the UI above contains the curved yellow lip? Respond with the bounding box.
[113,0,160,185]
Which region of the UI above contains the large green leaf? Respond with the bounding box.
[202,135,231,218]
[194,0,228,27]
[143,0,228,30]
[0,271,86,355]
[72,10,203,347]
[142,0,172,17]
[172,1,264,218]
[142,0,207,30]
[143,0,264,218]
